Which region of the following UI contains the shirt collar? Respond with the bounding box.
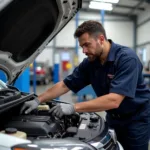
[107,39,117,62]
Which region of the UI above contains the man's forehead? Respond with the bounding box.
[79,33,91,44]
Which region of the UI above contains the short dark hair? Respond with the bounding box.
[74,20,107,39]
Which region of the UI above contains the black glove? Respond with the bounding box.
[20,98,40,114]
[49,103,75,118]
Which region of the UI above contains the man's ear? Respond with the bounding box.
[99,35,105,43]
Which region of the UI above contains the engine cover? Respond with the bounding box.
[4,115,62,137]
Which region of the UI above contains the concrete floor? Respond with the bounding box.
[30,82,150,149]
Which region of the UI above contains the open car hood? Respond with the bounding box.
[0,0,82,84]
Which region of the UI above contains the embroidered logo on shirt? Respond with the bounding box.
[107,74,114,79]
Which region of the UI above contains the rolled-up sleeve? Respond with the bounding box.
[110,56,139,98]
[63,59,90,93]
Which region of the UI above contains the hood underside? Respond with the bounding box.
[0,0,82,84]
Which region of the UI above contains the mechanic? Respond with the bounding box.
[21,20,150,150]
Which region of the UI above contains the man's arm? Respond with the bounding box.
[38,81,70,103]
[74,93,125,112]
[49,93,125,118]
[20,81,70,114]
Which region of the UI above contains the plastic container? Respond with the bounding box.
[1,128,27,139]
[38,104,50,110]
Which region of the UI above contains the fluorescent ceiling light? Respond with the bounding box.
[89,1,113,11]
[92,0,119,3]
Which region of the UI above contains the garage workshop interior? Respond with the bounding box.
[0,0,150,150]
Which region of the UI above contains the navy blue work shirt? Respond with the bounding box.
[64,40,150,114]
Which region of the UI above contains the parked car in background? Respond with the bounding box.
[30,62,52,85]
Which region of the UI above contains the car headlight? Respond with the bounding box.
[89,129,117,150]
[12,144,39,150]
[108,129,117,144]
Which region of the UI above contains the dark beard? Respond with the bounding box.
[99,47,104,58]
[88,47,104,62]
[87,56,96,62]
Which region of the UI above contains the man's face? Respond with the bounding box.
[78,33,103,61]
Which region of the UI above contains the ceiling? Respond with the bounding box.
[81,0,150,17]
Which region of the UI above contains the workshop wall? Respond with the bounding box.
[56,21,76,47]
[137,7,150,25]
[137,7,150,45]
[36,11,134,67]
[56,12,134,48]
[79,12,134,48]
[36,47,54,67]
[137,7,150,66]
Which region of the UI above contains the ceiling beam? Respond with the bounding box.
[80,8,136,18]
[128,0,145,16]
[82,0,145,11]
[114,4,145,11]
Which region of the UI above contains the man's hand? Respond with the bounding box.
[49,103,75,118]
[20,98,40,114]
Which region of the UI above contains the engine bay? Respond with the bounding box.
[2,106,106,142]
[0,87,107,143]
